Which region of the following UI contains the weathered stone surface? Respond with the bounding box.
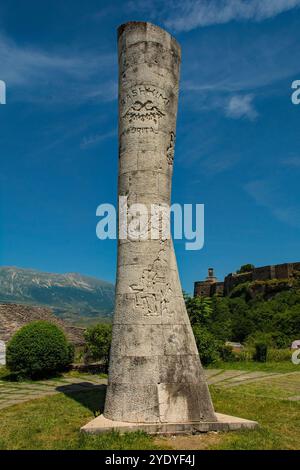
[81,413,258,435]
[103,21,216,425]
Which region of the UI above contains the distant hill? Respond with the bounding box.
[0,267,114,325]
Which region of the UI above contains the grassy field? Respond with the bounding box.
[209,386,299,450]
[0,388,166,450]
[0,362,299,450]
[208,360,298,373]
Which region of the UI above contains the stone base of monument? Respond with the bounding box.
[81,413,258,435]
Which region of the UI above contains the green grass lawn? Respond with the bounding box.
[0,368,299,450]
[208,360,298,373]
[0,388,167,450]
[209,386,300,450]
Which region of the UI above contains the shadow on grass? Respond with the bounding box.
[56,383,107,416]
[0,366,67,382]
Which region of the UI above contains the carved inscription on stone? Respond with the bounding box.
[166,132,175,165]
[121,85,169,136]
[123,100,165,124]
[129,241,173,317]
[121,86,169,108]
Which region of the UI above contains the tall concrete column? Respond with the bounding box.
[104,21,216,425]
[81,21,258,435]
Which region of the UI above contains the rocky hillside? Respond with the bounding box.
[0,267,114,324]
[0,303,85,345]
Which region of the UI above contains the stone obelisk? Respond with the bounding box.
[105,21,216,425]
[82,21,257,434]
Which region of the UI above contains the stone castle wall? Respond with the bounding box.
[194,282,213,297]
[194,280,225,297]
[195,262,300,298]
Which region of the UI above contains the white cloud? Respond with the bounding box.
[0,32,117,104]
[226,94,258,120]
[181,91,258,120]
[164,0,300,32]
[178,19,300,118]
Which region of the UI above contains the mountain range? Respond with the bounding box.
[0,266,115,326]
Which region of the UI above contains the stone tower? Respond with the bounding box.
[103,21,216,425]
[82,21,257,434]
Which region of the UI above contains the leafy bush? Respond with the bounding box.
[189,286,300,349]
[186,296,212,327]
[219,344,236,362]
[84,324,112,371]
[210,297,232,341]
[233,348,254,362]
[6,321,74,379]
[192,326,220,365]
[237,264,255,274]
[229,281,252,298]
[253,342,268,362]
[267,348,292,362]
[185,282,300,364]
[246,331,290,349]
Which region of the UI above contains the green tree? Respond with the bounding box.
[185,295,212,326]
[210,297,232,341]
[228,297,255,342]
[237,264,255,274]
[192,325,220,365]
[84,323,112,372]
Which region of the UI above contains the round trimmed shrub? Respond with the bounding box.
[6,321,74,379]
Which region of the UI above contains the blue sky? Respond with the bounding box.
[0,0,300,293]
